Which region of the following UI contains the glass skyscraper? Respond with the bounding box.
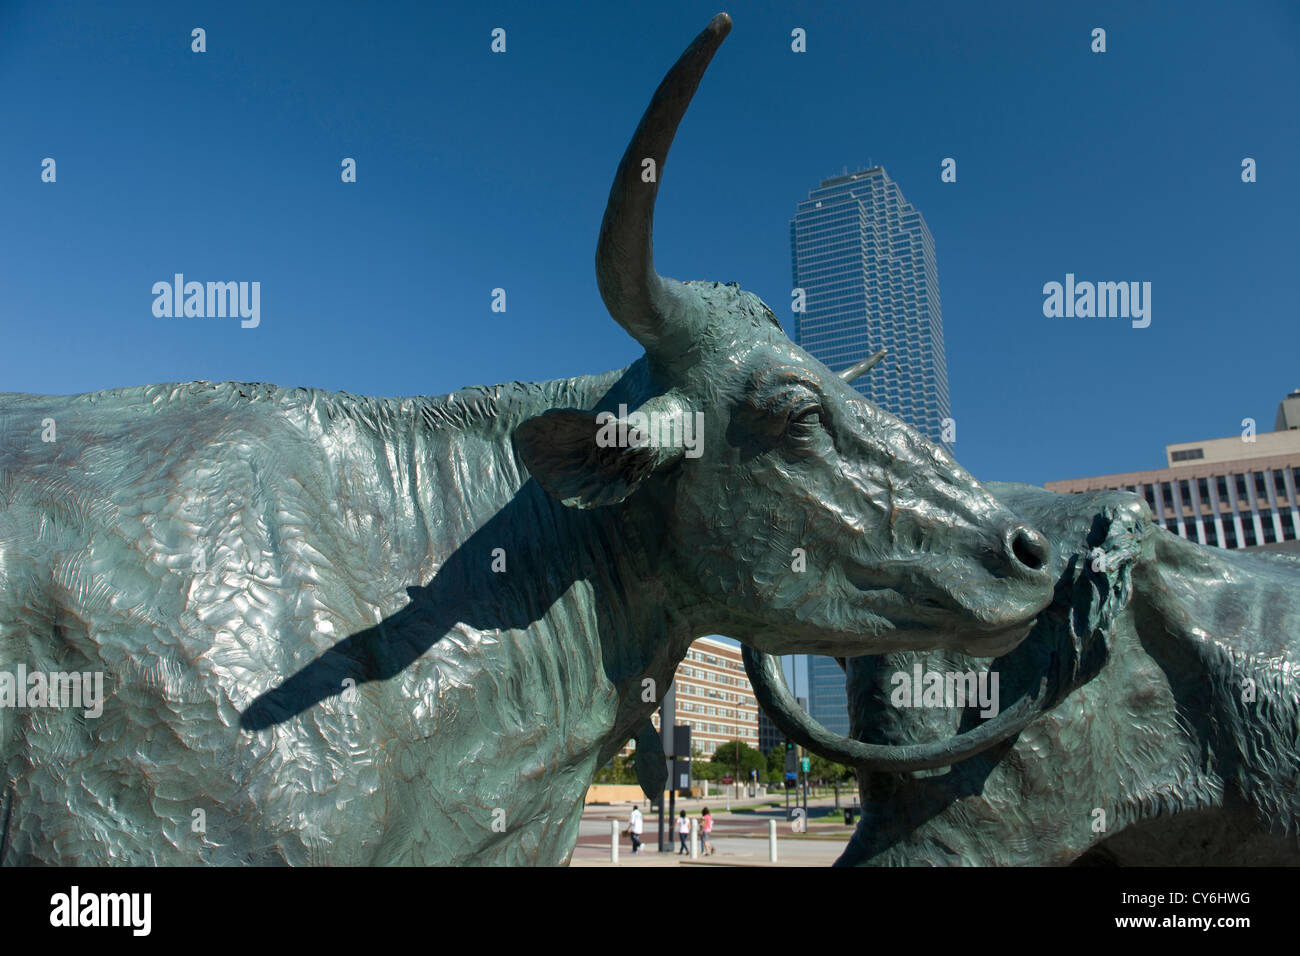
[790,166,951,452]
[807,655,850,738]
[790,167,952,738]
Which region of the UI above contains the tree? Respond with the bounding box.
[691,745,721,781]
[710,740,765,780]
[766,743,787,784]
[809,752,853,784]
[592,753,637,785]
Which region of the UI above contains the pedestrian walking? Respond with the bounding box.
[626,805,643,854]
[701,807,714,855]
[676,809,690,854]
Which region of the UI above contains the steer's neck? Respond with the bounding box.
[400,367,699,759]
[580,499,703,756]
[481,445,701,754]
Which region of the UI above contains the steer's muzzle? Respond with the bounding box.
[950,521,1055,656]
[1005,524,1050,574]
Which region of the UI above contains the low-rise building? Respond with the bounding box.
[1046,389,1300,553]
[619,636,760,760]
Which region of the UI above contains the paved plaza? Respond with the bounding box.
[571,795,857,867]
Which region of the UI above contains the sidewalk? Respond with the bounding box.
[583,791,858,815]
[570,836,846,867]
[573,795,858,866]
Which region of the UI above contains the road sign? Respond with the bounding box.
[800,757,810,772]
[672,758,691,790]
[785,771,796,780]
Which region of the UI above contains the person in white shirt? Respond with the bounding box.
[677,810,691,854]
[626,806,644,854]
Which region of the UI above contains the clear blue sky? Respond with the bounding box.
[3,0,1297,486]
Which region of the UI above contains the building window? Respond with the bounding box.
[1275,471,1289,500]
[1217,476,1229,503]
[1243,520,1259,547]
[1261,513,1278,544]
[1202,516,1218,545]
[1281,511,1296,541]
[1255,473,1268,498]
[1171,448,1204,462]
[1236,474,1249,502]
[1223,521,1238,548]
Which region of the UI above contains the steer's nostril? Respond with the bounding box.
[1009,527,1048,572]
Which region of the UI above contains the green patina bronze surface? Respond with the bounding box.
[0,15,1059,865]
[747,484,1300,865]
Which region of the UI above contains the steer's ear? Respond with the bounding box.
[514,407,684,509]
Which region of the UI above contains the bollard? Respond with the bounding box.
[690,818,699,859]
[768,819,778,862]
[611,819,619,863]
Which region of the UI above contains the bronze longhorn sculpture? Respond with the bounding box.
[0,14,1058,864]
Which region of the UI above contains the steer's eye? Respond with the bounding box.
[787,405,823,438]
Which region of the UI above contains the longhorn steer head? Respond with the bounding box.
[514,13,1055,660]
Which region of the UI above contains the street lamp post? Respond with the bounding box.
[658,683,675,852]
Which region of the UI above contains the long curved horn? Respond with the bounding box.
[840,348,887,383]
[595,13,731,355]
[741,646,1054,772]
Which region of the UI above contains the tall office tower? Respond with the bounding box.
[790,167,951,733]
[807,656,851,737]
[758,657,807,753]
[757,708,783,755]
[790,166,952,452]
[771,654,850,748]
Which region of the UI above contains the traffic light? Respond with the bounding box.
[675,724,691,757]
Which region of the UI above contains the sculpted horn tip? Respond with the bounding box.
[596,14,733,356]
[840,348,888,383]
